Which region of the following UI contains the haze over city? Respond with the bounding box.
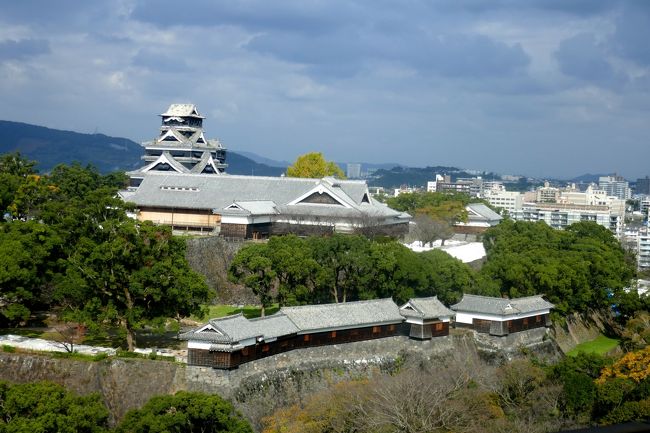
[1,0,649,178]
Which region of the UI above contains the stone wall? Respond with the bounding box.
[550,309,618,353]
[0,328,562,429]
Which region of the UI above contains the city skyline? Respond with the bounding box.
[1,1,649,178]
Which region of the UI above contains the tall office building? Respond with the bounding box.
[598,175,631,200]
[636,176,650,195]
[346,163,361,179]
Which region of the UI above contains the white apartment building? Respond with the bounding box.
[488,184,627,237]
[640,197,650,219]
[638,228,650,270]
[483,187,523,215]
[536,182,560,203]
[518,202,625,237]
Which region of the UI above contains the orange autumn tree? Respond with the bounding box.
[596,347,650,384]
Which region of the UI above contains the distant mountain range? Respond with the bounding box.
[1,120,629,188]
[567,173,610,184]
[0,120,284,176]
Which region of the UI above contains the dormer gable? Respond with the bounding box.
[141,153,184,173]
[197,323,223,336]
[225,203,244,211]
[289,184,352,208]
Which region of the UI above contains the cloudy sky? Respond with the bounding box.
[1,1,649,178]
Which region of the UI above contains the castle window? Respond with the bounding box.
[372,326,381,334]
[330,331,337,338]
[303,335,311,342]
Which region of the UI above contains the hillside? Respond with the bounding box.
[0,120,142,173]
[0,120,284,176]
[368,165,501,189]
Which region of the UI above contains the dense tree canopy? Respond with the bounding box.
[0,381,110,433]
[479,220,637,315]
[285,152,345,178]
[0,221,62,324]
[386,191,471,222]
[0,382,252,433]
[0,153,212,350]
[55,219,211,351]
[116,391,253,433]
[229,234,474,307]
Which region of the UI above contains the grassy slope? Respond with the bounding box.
[567,334,620,356]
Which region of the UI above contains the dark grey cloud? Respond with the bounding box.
[0,0,648,178]
[131,0,341,34]
[417,35,529,78]
[0,1,117,31]
[555,33,620,86]
[0,39,50,61]
[610,2,650,66]
[248,28,529,80]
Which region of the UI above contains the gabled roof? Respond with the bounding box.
[400,296,454,320]
[161,104,204,118]
[121,173,404,222]
[228,200,278,215]
[451,294,554,316]
[180,298,404,344]
[466,203,502,223]
[280,298,403,333]
[140,152,189,174]
[190,152,222,174]
[179,312,299,344]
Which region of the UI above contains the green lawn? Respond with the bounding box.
[567,334,620,357]
[192,304,280,321]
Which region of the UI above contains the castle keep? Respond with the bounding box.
[120,104,410,238]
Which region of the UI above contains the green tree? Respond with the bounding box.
[419,249,474,304]
[55,219,212,351]
[116,391,253,433]
[0,221,62,324]
[266,235,321,306]
[286,152,345,178]
[307,234,372,303]
[386,191,470,222]
[0,381,109,433]
[479,220,635,315]
[229,243,277,316]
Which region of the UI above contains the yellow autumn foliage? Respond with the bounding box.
[596,347,650,385]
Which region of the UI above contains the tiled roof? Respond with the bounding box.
[400,296,454,319]
[466,203,502,222]
[161,104,204,118]
[451,294,554,316]
[280,298,404,333]
[120,173,404,221]
[181,298,404,344]
[179,312,299,343]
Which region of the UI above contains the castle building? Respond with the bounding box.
[181,295,552,369]
[128,104,227,188]
[451,294,553,336]
[120,104,410,238]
